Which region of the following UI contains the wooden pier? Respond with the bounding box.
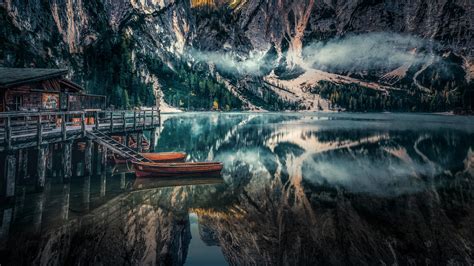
[0,108,161,200]
[0,109,160,151]
[0,67,164,201]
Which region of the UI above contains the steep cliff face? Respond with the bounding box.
[0,0,473,111]
[188,0,473,111]
[190,0,473,60]
[1,0,195,108]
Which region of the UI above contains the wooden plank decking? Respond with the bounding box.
[0,109,161,151]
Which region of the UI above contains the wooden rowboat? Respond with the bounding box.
[141,152,187,162]
[113,152,187,164]
[133,162,223,178]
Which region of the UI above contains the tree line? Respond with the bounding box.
[146,58,242,111]
[311,81,464,112]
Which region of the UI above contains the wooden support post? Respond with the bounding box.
[137,111,141,128]
[61,114,67,140]
[82,175,90,212]
[0,208,13,241]
[151,108,155,127]
[120,173,126,190]
[122,111,126,130]
[149,129,156,152]
[62,141,72,179]
[37,115,43,147]
[93,143,100,175]
[81,113,86,137]
[133,110,137,130]
[142,110,146,127]
[46,145,53,172]
[110,112,114,131]
[3,152,16,198]
[6,116,11,150]
[100,171,106,197]
[18,149,29,181]
[95,111,99,130]
[125,134,129,147]
[32,190,45,233]
[36,146,47,191]
[84,139,93,176]
[61,183,70,220]
[137,132,143,152]
[101,145,108,172]
[12,187,25,221]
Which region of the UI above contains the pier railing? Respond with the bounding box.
[0,108,160,150]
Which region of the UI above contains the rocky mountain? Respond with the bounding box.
[1,0,473,112]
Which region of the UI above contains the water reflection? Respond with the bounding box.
[1,112,474,265]
[157,113,474,265]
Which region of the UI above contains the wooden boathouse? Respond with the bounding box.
[0,67,106,112]
[0,67,161,200]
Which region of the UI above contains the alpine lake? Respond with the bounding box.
[1,112,474,265]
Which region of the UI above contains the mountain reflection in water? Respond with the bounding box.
[1,113,474,265]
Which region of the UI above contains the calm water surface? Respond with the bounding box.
[1,112,474,265]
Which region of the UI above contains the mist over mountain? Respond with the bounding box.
[0,0,473,112]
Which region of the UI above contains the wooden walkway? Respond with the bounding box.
[88,130,153,163]
[0,109,160,151]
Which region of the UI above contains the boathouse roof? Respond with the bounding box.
[0,67,69,89]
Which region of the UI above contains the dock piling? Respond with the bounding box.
[4,152,16,198]
[84,139,93,176]
[110,112,114,131]
[6,116,11,150]
[36,145,47,191]
[62,141,72,179]
[18,149,29,181]
[37,115,42,147]
[133,111,137,130]
[137,133,143,152]
[81,113,86,137]
[122,111,126,129]
[149,129,156,152]
[61,114,67,140]
[94,111,99,130]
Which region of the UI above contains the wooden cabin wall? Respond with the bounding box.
[1,77,106,113]
[2,79,64,112]
[42,79,61,91]
[4,85,42,111]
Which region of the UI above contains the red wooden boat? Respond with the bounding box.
[113,152,187,164]
[141,152,187,162]
[133,162,223,178]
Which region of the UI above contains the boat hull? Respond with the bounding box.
[141,152,187,162]
[133,162,223,178]
[113,152,187,164]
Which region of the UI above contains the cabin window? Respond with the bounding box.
[7,95,23,111]
[6,92,42,111]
